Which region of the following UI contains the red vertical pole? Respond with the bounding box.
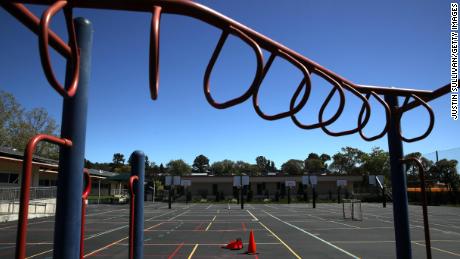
[80,170,91,259]
[15,135,71,259]
[128,175,139,259]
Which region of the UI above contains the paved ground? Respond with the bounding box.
[0,202,459,258]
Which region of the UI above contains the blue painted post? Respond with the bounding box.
[130,151,145,259]
[53,18,93,259]
[385,94,412,259]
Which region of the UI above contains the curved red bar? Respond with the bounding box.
[358,92,391,141]
[128,175,139,259]
[252,50,311,121]
[397,94,435,143]
[291,69,345,130]
[39,0,80,98]
[400,158,432,259]
[80,169,91,259]
[204,26,263,109]
[3,0,450,143]
[15,134,72,259]
[149,5,162,100]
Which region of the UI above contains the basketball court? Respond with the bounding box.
[1,202,459,258]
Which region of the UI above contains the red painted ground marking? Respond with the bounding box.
[167,242,184,259]
[242,222,247,232]
[254,255,259,259]
[194,223,204,231]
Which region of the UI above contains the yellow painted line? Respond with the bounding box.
[145,222,164,231]
[258,221,301,259]
[26,249,52,258]
[187,244,199,259]
[412,241,460,256]
[247,210,259,221]
[84,236,128,257]
[205,216,216,231]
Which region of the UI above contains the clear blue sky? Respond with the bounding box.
[0,0,457,167]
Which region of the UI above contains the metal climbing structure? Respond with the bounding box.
[0,1,451,259]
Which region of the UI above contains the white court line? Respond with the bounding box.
[86,208,127,217]
[205,204,213,209]
[25,209,177,258]
[412,241,460,256]
[365,212,460,236]
[263,210,360,259]
[146,210,176,221]
[247,210,258,221]
[168,210,189,221]
[264,204,280,210]
[0,220,54,230]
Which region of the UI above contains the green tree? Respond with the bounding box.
[281,159,304,175]
[112,153,125,165]
[167,159,191,176]
[234,161,259,176]
[192,154,210,173]
[111,153,128,172]
[404,152,433,182]
[329,147,365,175]
[1,91,59,158]
[304,153,330,174]
[255,156,268,174]
[361,147,390,178]
[210,160,235,176]
[0,90,23,146]
[429,159,459,190]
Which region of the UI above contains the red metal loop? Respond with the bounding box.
[129,175,139,199]
[149,5,162,100]
[251,50,311,120]
[319,82,371,137]
[290,68,345,130]
[204,26,263,109]
[357,92,391,141]
[39,1,80,98]
[15,134,72,259]
[82,169,91,200]
[398,94,435,143]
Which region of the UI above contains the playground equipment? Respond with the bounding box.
[1,1,450,258]
[401,158,432,259]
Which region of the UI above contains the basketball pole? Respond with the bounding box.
[385,94,412,259]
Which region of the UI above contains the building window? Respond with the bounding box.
[0,172,19,184]
[257,184,263,195]
[39,179,49,186]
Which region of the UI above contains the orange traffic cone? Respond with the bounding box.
[246,230,257,254]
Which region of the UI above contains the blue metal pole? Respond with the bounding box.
[53,17,93,259]
[385,94,412,259]
[130,151,145,259]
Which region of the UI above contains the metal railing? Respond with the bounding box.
[0,186,57,202]
[110,188,129,197]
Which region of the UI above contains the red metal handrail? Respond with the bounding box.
[15,134,72,259]
[128,175,139,259]
[80,169,91,259]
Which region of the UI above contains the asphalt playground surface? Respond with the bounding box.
[0,202,459,258]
